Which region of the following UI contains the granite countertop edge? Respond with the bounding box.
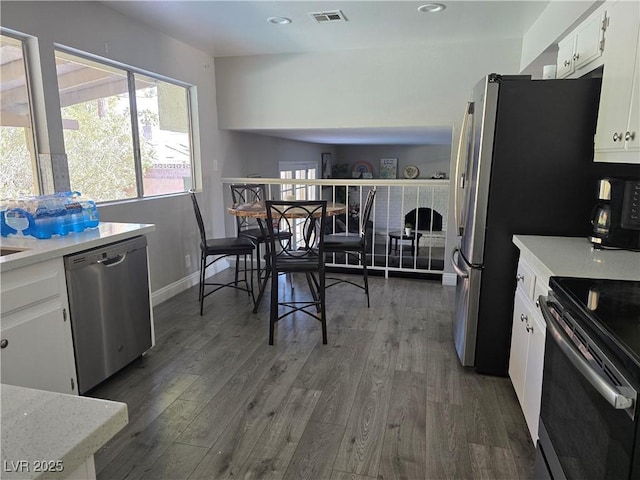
[0,223,155,273]
[513,234,640,285]
[1,384,128,480]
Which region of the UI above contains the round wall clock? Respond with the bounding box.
[403,165,419,179]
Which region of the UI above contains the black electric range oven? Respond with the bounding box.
[535,277,640,480]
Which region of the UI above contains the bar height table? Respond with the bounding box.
[228,202,346,313]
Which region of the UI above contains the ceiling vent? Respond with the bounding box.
[309,10,348,23]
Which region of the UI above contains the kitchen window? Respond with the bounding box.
[55,49,194,202]
[0,33,39,197]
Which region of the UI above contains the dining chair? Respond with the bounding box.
[324,187,376,307]
[229,184,291,283]
[264,200,328,345]
[189,191,255,315]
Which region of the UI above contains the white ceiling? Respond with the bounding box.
[102,0,552,145]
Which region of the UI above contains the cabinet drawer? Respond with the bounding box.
[516,259,536,300]
[1,259,64,315]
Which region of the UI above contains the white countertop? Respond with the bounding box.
[513,235,640,285]
[0,223,155,273]
[1,384,128,480]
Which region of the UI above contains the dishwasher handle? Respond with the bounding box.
[97,251,128,267]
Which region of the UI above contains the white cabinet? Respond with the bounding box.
[0,258,77,394]
[508,257,547,443]
[594,0,640,163]
[509,289,532,405]
[557,10,607,78]
[521,303,546,440]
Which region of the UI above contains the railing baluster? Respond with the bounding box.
[222,177,449,277]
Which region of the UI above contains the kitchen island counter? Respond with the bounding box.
[0,223,155,273]
[513,235,640,285]
[1,384,127,479]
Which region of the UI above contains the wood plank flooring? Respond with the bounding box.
[90,270,535,479]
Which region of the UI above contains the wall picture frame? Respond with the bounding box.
[322,152,332,178]
[379,158,398,179]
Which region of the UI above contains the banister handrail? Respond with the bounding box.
[222,177,449,187]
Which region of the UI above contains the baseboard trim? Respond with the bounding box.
[442,273,457,286]
[152,261,456,305]
[151,259,230,306]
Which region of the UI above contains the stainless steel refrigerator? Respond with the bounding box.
[450,73,624,376]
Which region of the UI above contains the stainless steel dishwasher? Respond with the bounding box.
[64,235,152,393]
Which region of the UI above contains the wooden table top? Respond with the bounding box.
[228,202,346,219]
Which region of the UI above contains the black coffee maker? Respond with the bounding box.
[590,177,640,251]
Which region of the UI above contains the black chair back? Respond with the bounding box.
[189,191,207,247]
[265,200,327,269]
[230,184,267,233]
[360,187,377,236]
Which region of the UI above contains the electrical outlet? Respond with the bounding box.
[185,254,191,269]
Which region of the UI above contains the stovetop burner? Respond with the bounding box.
[550,277,640,374]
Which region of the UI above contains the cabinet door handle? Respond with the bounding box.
[526,324,534,333]
[573,53,580,61]
[0,339,8,349]
[520,313,528,323]
[625,131,636,141]
[516,273,525,282]
[563,60,571,67]
[613,132,623,142]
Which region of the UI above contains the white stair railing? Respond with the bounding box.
[222,177,449,277]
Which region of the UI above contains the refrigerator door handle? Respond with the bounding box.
[451,246,469,278]
[454,102,474,236]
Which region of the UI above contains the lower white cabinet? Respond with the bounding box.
[509,289,531,405]
[0,258,77,394]
[521,304,546,441]
[508,258,547,443]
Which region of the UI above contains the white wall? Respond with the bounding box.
[215,39,524,132]
[335,144,451,180]
[218,131,335,233]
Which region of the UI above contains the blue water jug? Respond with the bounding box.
[1,200,17,237]
[81,200,99,228]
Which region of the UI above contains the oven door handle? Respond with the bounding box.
[539,295,634,411]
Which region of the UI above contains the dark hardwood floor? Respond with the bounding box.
[90,269,535,479]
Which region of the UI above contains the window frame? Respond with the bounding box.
[1,29,42,195]
[54,45,197,203]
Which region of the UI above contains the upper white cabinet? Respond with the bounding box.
[0,258,78,394]
[557,10,607,79]
[594,0,640,164]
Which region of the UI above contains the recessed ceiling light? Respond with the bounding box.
[418,3,446,13]
[267,16,292,25]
